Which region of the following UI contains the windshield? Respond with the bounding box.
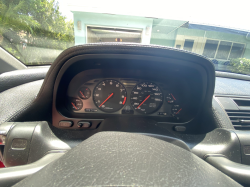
[1,0,250,75]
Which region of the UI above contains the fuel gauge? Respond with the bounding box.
[171,105,182,117]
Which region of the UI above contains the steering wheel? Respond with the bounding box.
[14,132,240,187]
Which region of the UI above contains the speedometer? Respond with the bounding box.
[93,79,127,113]
[130,82,163,114]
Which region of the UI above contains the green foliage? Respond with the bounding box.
[230,58,250,75]
[0,0,74,65]
[0,0,39,34]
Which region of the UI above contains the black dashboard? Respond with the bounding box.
[52,45,214,130]
[3,44,250,186]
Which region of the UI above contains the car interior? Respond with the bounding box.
[0,43,250,186]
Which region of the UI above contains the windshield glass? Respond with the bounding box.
[1,0,250,75]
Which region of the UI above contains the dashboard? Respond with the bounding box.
[51,48,214,130]
[2,44,250,186]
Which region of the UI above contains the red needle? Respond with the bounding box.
[122,97,127,105]
[99,93,114,107]
[171,93,176,100]
[71,102,78,110]
[175,108,182,114]
[137,95,150,109]
[80,91,85,98]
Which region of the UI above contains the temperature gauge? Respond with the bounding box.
[67,98,83,111]
[78,87,91,99]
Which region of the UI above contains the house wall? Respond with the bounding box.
[72,12,250,59]
[73,12,153,45]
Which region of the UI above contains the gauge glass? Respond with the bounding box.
[78,87,91,99]
[93,80,127,112]
[130,82,163,114]
[67,98,83,111]
[171,105,182,117]
[166,93,176,104]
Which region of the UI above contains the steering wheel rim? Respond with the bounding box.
[14,132,241,187]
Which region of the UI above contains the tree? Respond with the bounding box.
[0,0,39,34]
[0,0,39,60]
[230,58,250,75]
[0,0,74,65]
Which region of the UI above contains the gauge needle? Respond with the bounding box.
[71,102,78,110]
[175,108,182,114]
[171,93,176,100]
[99,93,114,107]
[137,95,150,109]
[79,91,85,98]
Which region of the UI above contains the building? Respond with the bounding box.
[73,12,152,45]
[72,11,250,65]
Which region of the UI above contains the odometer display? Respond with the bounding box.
[93,80,127,113]
[131,82,163,114]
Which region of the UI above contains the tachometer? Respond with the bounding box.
[130,82,163,114]
[93,79,127,112]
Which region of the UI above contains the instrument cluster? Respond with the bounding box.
[66,78,185,119]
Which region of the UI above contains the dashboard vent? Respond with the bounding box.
[226,110,250,130]
[233,99,250,107]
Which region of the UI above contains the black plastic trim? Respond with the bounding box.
[232,130,250,165]
[176,128,242,163]
[53,54,208,127]
[2,121,70,167]
[0,153,64,187]
[206,156,250,186]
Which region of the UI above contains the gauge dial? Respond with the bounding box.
[171,105,182,117]
[130,82,163,114]
[166,93,176,104]
[67,98,83,111]
[78,87,91,99]
[93,80,127,113]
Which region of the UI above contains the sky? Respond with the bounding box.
[57,0,250,31]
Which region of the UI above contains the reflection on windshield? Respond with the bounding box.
[0,0,250,75]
